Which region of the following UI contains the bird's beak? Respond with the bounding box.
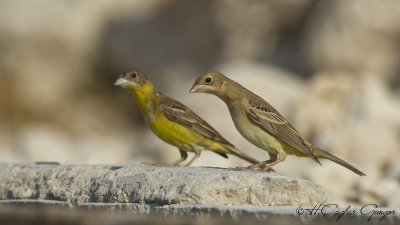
[189,84,202,93]
[114,77,128,86]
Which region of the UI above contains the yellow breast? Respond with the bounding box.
[129,82,229,154]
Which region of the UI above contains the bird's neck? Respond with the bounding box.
[218,82,243,103]
[215,82,249,119]
[127,81,160,116]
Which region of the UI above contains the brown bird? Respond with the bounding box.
[190,72,365,176]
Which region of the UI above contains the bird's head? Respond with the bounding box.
[114,69,148,90]
[189,72,230,96]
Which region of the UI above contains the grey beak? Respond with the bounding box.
[189,84,201,93]
[114,77,128,86]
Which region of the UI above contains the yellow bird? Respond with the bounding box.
[114,69,259,167]
[190,72,365,176]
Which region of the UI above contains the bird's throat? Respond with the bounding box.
[127,82,159,117]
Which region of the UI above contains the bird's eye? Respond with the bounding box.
[205,77,212,83]
[131,72,137,78]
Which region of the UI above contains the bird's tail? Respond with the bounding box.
[225,145,259,164]
[311,145,365,176]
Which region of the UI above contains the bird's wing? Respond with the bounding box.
[159,95,233,146]
[246,98,320,163]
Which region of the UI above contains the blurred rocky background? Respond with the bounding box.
[0,0,399,208]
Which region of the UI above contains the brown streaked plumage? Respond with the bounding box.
[158,94,234,160]
[159,95,232,146]
[246,96,319,163]
[190,71,365,176]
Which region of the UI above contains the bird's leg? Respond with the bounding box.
[168,149,188,166]
[184,152,200,166]
[260,149,286,172]
[246,153,277,170]
[228,153,276,172]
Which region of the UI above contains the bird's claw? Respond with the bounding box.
[226,166,275,173]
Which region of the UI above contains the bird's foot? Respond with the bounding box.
[227,166,275,173]
[227,166,256,172]
[259,164,275,173]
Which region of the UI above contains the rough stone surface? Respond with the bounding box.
[0,164,336,206]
